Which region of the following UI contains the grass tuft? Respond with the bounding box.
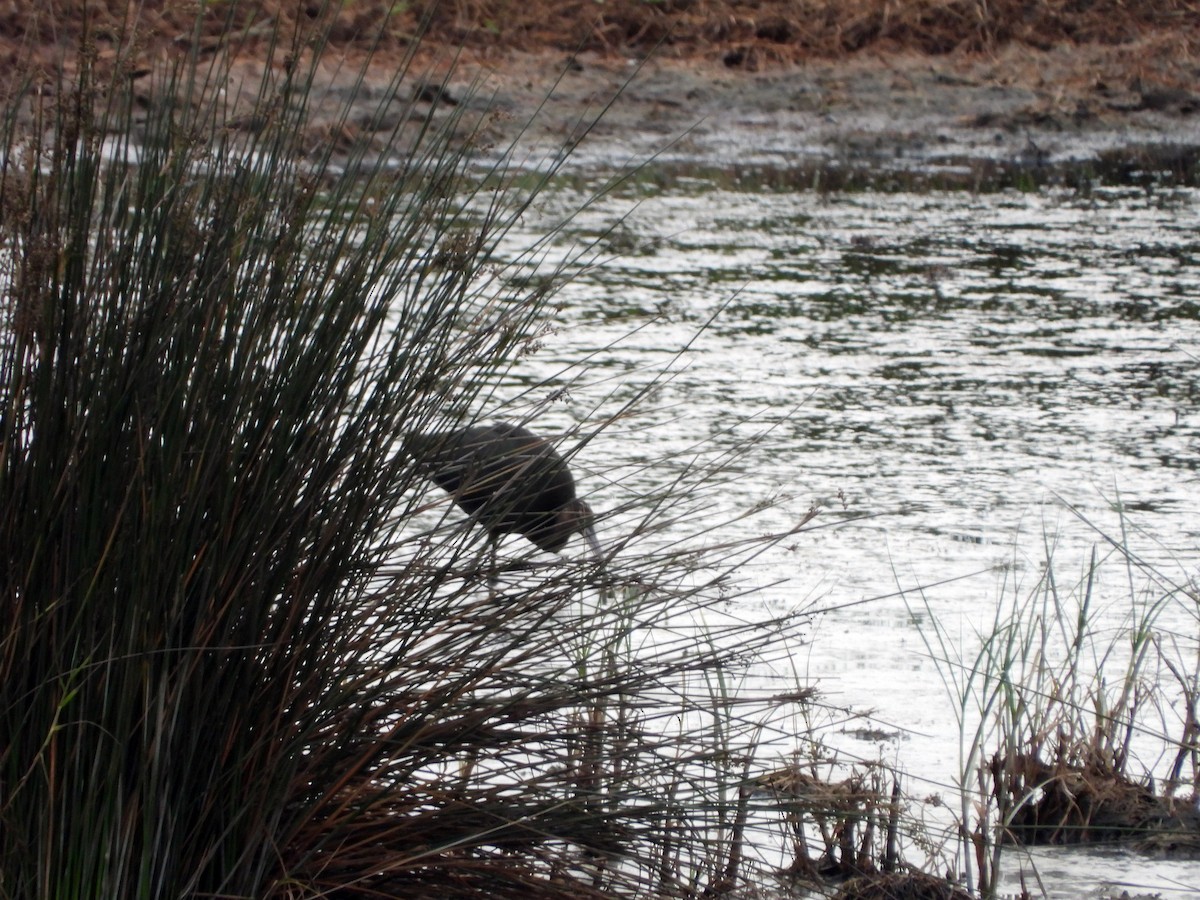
[0,6,818,898]
[912,504,1200,897]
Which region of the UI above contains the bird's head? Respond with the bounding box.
[558,497,602,560]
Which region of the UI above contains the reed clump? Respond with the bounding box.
[834,871,973,900]
[917,511,1200,897]
[752,761,901,881]
[0,7,816,898]
[994,748,1200,849]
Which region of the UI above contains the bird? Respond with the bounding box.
[404,421,602,561]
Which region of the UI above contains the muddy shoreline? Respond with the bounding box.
[12,37,1200,183]
[369,47,1200,184]
[5,2,1198,183]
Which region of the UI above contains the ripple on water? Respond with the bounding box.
[493,177,1200,896]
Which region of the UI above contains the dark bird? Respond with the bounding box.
[405,422,601,560]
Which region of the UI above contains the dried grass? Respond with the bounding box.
[0,6,820,896]
[835,871,974,900]
[0,0,1197,76]
[984,743,1200,859]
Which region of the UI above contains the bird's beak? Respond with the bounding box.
[583,524,603,562]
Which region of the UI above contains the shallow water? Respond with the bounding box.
[491,172,1200,896]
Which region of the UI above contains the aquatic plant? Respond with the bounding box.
[0,7,815,898]
[912,504,1200,897]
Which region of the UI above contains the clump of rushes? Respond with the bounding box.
[0,4,815,899]
[915,507,1200,898]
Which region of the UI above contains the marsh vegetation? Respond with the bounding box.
[1,4,1197,899]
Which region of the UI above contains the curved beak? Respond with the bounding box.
[583,524,603,562]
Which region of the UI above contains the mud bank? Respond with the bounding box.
[14,41,1199,185]
[14,37,1199,184]
[326,45,1200,184]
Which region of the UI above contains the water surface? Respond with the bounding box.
[494,173,1200,896]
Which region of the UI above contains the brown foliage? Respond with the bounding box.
[834,871,973,900]
[0,0,1197,67]
[753,764,899,881]
[997,750,1200,852]
[405,0,1199,59]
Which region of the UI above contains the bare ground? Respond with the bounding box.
[433,41,1200,178]
[264,38,1199,185]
